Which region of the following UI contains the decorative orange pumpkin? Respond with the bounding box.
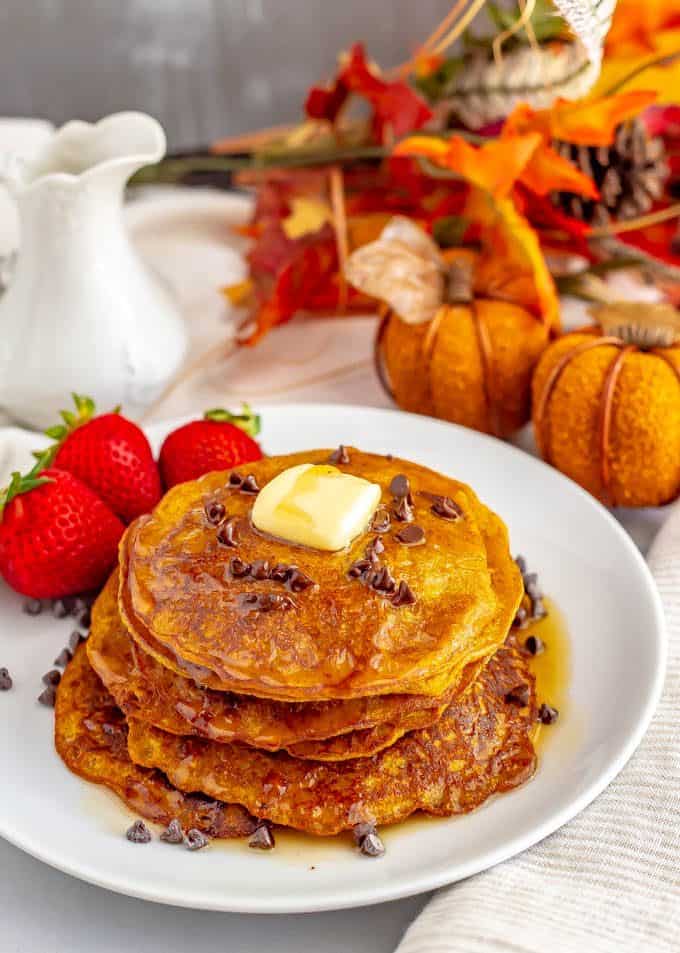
[532,303,680,507]
[346,217,552,437]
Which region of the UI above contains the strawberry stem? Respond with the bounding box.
[0,459,53,514]
[203,403,261,437]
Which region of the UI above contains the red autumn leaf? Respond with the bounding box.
[305,43,432,143]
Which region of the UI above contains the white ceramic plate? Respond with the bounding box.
[0,404,666,913]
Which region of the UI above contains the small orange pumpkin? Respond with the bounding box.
[346,218,551,437]
[532,302,680,507]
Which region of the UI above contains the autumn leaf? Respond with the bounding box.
[504,92,658,146]
[305,43,433,143]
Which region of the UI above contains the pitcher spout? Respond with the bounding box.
[5,112,166,195]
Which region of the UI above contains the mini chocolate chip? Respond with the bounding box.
[126,820,152,844]
[524,635,545,656]
[68,631,83,652]
[261,593,294,612]
[52,598,70,619]
[538,703,559,725]
[366,536,385,558]
[389,474,410,499]
[77,607,91,629]
[287,568,314,592]
[0,667,12,691]
[249,821,275,850]
[391,580,416,607]
[228,472,243,487]
[505,683,531,707]
[102,723,121,737]
[217,518,239,548]
[23,598,42,616]
[38,686,56,707]
[42,669,61,687]
[431,496,462,521]
[54,648,72,667]
[531,598,548,621]
[370,566,397,595]
[205,501,226,525]
[395,524,425,546]
[370,508,391,534]
[184,828,209,851]
[385,453,394,461]
[512,605,529,629]
[353,824,385,857]
[230,557,251,578]
[250,559,271,580]
[240,474,260,494]
[328,445,350,464]
[160,819,184,844]
[393,497,414,523]
[348,559,371,579]
[270,563,291,583]
[515,555,527,574]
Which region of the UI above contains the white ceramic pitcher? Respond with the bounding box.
[0,112,187,429]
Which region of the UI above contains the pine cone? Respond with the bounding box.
[553,118,669,226]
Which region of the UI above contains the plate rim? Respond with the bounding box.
[0,402,667,913]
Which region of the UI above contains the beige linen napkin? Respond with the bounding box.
[397,508,679,953]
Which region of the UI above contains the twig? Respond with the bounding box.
[493,0,538,66]
[588,203,680,237]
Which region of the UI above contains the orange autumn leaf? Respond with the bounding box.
[394,133,543,198]
[605,0,680,54]
[504,92,658,147]
[521,144,599,199]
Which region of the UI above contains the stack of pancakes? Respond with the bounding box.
[55,449,538,842]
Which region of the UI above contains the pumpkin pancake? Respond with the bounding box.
[55,644,256,838]
[119,449,522,702]
[127,641,537,836]
[88,571,489,761]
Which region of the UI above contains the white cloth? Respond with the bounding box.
[396,509,680,953]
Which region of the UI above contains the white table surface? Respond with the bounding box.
[0,179,667,953]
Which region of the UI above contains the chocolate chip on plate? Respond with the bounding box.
[205,501,226,525]
[395,524,425,546]
[184,828,209,851]
[68,631,84,653]
[370,508,391,534]
[22,598,42,616]
[126,820,152,844]
[37,686,56,707]
[160,819,184,844]
[0,667,12,691]
[389,474,410,499]
[348,558,371,579]
[240,474,260,494]
[505,683,531,707]
[512,605,529,630]
[51,598,71,619]
[523,635,545,656]
[328,445,350,464]
[391,580,416,608]
[515,555,527,574]
[228,471,244,488]
[353,823,385,857]
[77,607,91,630]
[537,703,559,725]
[42,669,61,687]
[393,496,414,523]
[217,518,239,548]
[249,821,275,850]
[54,647,72,668]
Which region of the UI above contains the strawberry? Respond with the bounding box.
[0,465,124,599]
[159,404,263,489]
[44,394,162,523]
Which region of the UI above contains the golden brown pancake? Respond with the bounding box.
[127,643,537,836]
[119,449,522,702]
[55,645,256,838]
[89,571,487,761]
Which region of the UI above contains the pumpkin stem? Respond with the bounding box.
[444,260,473,304]
[592,302,680,350]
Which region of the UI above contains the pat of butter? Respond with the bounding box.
[251,463,381,551]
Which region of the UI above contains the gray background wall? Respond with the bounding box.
[0,0,452,149]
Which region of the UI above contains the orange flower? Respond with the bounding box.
[605,0,680,54]
[504,92,658,147]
